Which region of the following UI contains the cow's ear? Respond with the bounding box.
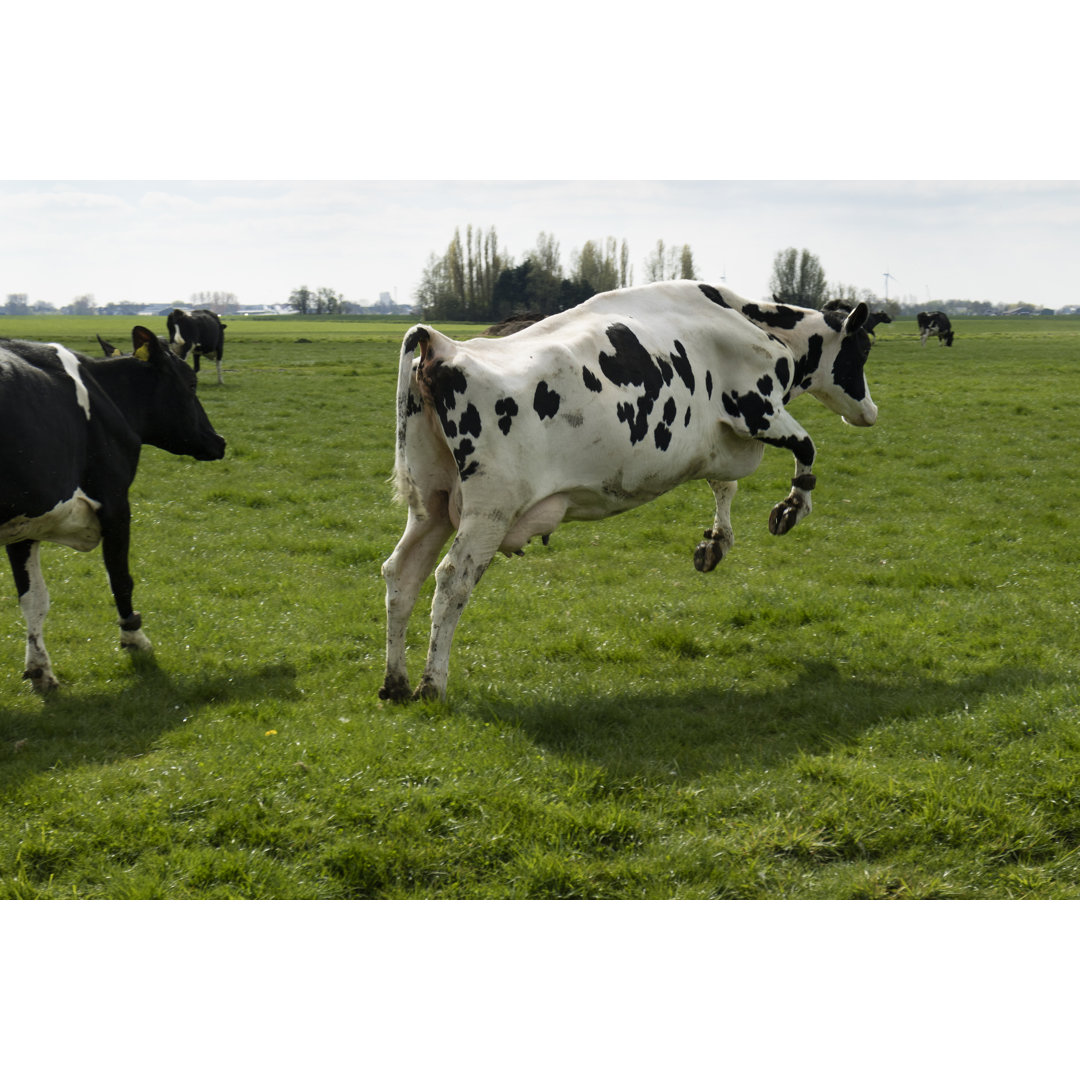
[843,302,869,335]
[131,325,159,363]
[97,334,121,358]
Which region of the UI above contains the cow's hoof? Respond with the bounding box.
[769,497,802,536]
[23,668,59,692]
[413,678,442,702]
[379,674,412,703]
[694,532,726,573]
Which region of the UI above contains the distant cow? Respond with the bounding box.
[865,311,893,337]
[824,301,892,339]
[917,311,954,346]
[167,308,227,383]
[485,312,546,337]
[380,281,878,702]
[0,327,226,689]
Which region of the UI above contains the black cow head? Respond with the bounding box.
[129,326,225,460]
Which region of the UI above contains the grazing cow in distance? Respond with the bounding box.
[917,311,954,346]
[0,327,226,689]
[864,311,893,337]
[167,308,227,384]
[485,312,546,337]
[380,280,878,702]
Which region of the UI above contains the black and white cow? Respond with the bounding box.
[865,311,893,337]
[917,311,954,347]
[380,280,878,702]
[0,326,226,689]
[167,308,227,384]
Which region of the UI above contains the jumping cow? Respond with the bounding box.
[0,326,226,689]
[917,311,954,346]
[380,280,878,702]
[167,308,227,384]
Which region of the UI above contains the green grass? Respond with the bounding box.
[0,314,1078,898]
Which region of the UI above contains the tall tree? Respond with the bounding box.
[69,294,96,315]
[770,248,828,309]
[290,286,313,315]
[645,240,698,282]
[571,237,632,293]
[523,232,563,315]
[416,225,507,320]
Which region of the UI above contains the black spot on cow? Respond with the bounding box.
[405,391,423,418]
[495,396,519,435]
[793,335,822,390]
[669,340,695,393]
[654,423,672,451]
[454,439,479,480]
[742,303,804,330]
[822,308,846,332]
[757,374,773,396]
[599,323,666,445]
[459,402,482,439]
[533,380,561,420]
[404,326,430,354]
[428,364,468,429]
[582,366,603,393]
[721,389,774,435]
[698,284,732,308]
[774,356,791,391]
[657,354,674,386]
[684,406,691,427]
[705,370,713,400]
[832,331,871,402]
[762,431,815,468]
[663,397,677,426]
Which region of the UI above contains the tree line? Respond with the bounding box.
[415,226,700,322]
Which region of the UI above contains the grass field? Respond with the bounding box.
[0,312,1078,898]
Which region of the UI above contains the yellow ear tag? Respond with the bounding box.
[134,343,152,362]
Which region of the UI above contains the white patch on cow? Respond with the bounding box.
[48,343,92,419]
[171,327,186,349]
[0,488,103,551]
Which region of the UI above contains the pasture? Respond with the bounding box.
[0,312,1078,898]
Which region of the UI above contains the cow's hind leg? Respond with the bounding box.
[694,480,737,572]
[7,541,59,690]
[414,519,503,701]
[380,498,454,702]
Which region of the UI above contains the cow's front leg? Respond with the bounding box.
[769,471,816,536]
[694,479,737,572]
[760,412,817,536]
[7,541,59,690]
[380,498,454,702]
[100,510,152,653]
[415,521,501,701]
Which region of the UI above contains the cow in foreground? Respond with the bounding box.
[0,327,226,689]
[167,308,227,384]
[380,280,877,702]
[917,311,954,346]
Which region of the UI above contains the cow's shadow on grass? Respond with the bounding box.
[483,660,1048,780]
[0,657,298,788]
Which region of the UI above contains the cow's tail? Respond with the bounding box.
[391,326,430,511]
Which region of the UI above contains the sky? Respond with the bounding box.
[1,180,1078,310]
[5,1,1076,313]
